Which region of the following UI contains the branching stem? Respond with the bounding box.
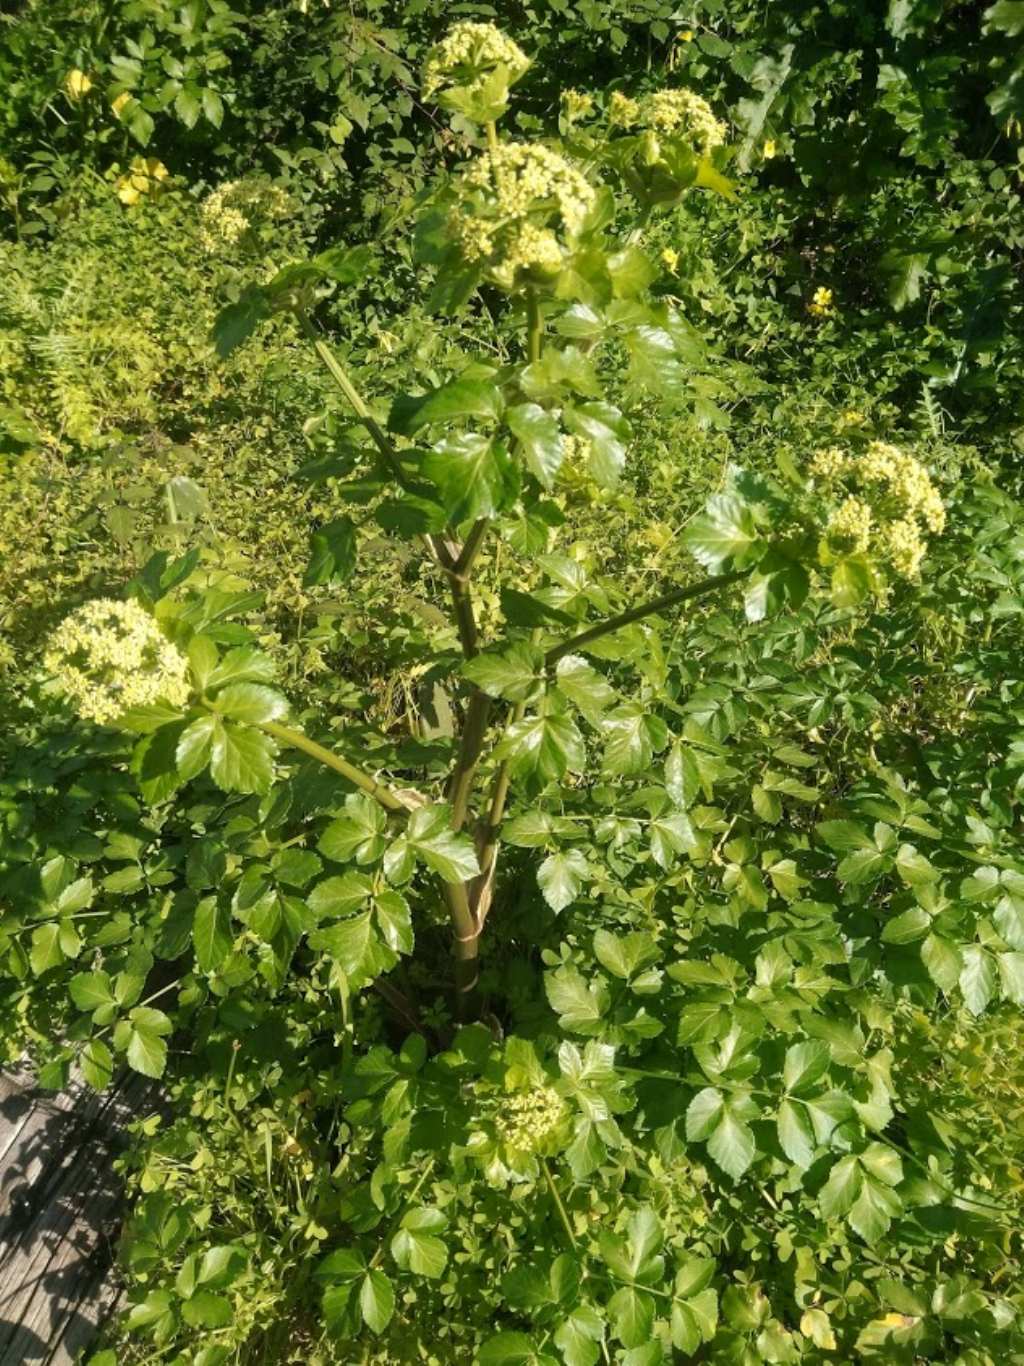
[260,720,412,814]
[544,568,751,666]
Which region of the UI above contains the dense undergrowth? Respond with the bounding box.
[2,3,1024,1365]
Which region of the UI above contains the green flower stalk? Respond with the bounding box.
[44,599,190,725]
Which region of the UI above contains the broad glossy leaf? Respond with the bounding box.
[210,722,276,795]
[494,713,586,784]
[538,849,588,913]
[506,403,563,488]
[423,433,518,523]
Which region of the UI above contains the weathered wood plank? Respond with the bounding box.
[0,1067,152,1365]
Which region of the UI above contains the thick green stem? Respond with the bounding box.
[544,568,751,667]
[449,690,492,831]
[260,720,412,814]
[445,881,482,1017]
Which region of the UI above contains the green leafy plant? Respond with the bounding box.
[5,17,1024,1366]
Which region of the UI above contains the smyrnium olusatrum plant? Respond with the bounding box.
[41,21,946,1020]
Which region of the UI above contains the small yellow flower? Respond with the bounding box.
[661,246,680,274]
[808,286,834,317]
[678,30,695,42]
[763,138,777,159]
[561,88,595,121]
[838,408,865,427]
[111,91,133,118]
[65,69,93,99]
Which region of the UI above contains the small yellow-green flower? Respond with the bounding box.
[642,88,725,154]
[678,29,695,42]
[44,599,191,726]
[810,440,944,582]
[608,90,641,128]
[808,286,834,317]
[561,88,595,121]
[65,69,93,99]
[197,178,293,252]
[661,246,680,274]
[763,138,777,159]
[494,1086,568,1154]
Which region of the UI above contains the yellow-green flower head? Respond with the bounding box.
[826,495,873,554]
[859,441,946,534]
[561,88,596,121]
[809,445,847,480]
[810,440,944,582]
[608,91,641,128]
[494,1086,567,1153]
[198,179,294,253]
[885,517,927,578]
[641,88,726,154]
[44,599,190,726]
[450,141,595,289]
[422,21,530,100]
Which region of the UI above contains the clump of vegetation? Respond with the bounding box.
[2,7,1024,1366]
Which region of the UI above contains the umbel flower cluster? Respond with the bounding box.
[811,441,945,579]
[608,86,726,155]
[422,21,530,101]
[449,142,596,288]
[198,179,294,253]
[493,1086,567,1153]
[44,599,191,725]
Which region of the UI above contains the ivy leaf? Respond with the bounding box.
[390,1208,448,1278]
[538,849,588,913]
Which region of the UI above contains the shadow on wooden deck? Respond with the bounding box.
[0,1066,152,1365]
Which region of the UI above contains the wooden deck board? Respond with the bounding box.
[0,1066,151,1365]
